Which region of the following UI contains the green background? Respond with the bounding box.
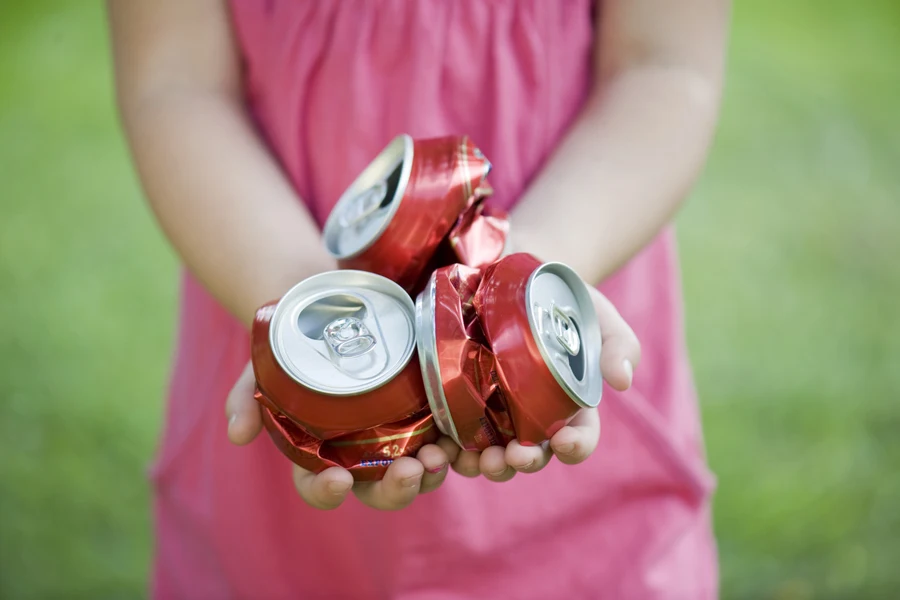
[1,2,898,598]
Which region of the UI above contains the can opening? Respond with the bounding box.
[297,294,368,340]
[271,270,417,394]
[323,135,413,260]
[338,162,403,229]
[381,162,403,209]
[526,264,603,408]
[564,318,586,381]
[535,302,586,382]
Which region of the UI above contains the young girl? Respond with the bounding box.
[108,1,729,598]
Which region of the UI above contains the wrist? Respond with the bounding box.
[239,255,338,328]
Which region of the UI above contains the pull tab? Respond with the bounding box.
[533,301,581,356]
[324,317,377,359]
[550,303,580,356]
[338,181,387,228]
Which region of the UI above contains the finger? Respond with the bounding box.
[352,457,424,510]
[549,408,601,465]
[588,287,641,391]
[479,446,516,482]
[417,443,451,494]
[436,435,462,465]
[505,440,553,474]
[292,465,354,510]
[451,449,482,478]
[225,363,263,445]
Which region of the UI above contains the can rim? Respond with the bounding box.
[323,134,414,260]
[525,262,603,409]
[269,270,416,396]
[414,273,464,447]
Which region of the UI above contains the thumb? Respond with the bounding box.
[588,287,641,392]
[225,362,264,445]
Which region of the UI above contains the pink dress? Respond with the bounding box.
[150,1,718,598]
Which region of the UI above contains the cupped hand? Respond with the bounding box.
[451,285,641,482]
[225,285,639,504]
[225,362,460,511]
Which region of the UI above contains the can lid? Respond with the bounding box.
[323,135,413,259]
[525,263,603,408]
[270,271,417,396]
[414,274,464,447]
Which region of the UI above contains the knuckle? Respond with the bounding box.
[485,470,514,483]
[379,497,415,511]
[452,464,481,478]
[303,494,339,511]
[312,500,341,511]
[513,461,543,474]
[420,477,447,495]
[556,451,586,465]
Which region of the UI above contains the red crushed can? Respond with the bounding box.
[415,264,515,451]
[261,405,438,482]
[416,254,603,448]
[251,271,429,440]
[322,134,504,292]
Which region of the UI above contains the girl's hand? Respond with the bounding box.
[449,286,641,481]
[225,281,638,504]
[225,363,459,510]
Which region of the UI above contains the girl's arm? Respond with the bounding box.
[469,0,730,479]
[106,0,455,511]
[511,0,731,285]
[107,0,333,328]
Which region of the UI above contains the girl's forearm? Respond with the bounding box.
[117,91,334,328]
[511,66,722,286]
[108,1,332,328]
[511,0,729,286]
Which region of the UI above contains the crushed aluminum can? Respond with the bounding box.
[415,264,515,451]
[322,134,503,292]
[415,254,603,448]
[251,270,428,440]
[260,405,439,482]
[474,253,603,445]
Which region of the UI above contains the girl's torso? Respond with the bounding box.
[151,2,717,598]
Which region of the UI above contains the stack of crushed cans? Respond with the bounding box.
[251,135,603,481]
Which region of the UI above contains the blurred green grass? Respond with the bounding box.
[0,2,898,599]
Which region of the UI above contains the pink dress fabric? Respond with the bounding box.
[150,1,718,598]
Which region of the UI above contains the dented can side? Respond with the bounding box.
[473,253,602,445]
[260,404,439,482]
[416,265,515,451]
[324,135,493,291]
[525,263,603,409]
[251,270,429,439]
[323,135,414,261]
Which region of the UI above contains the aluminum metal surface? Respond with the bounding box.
[261,405,439,482]
[525,263,603,408]
[414,273,462,446]
[269,270,416,395]
[323,134,413,259]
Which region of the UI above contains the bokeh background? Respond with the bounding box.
[1,2,898,598]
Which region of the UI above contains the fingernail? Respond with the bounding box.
[488,468,508,477]
[517,459,535,471]
[327,481,352,495]
[227,413,237,430]
[555,443,575,455]
[401,474,423,488]
[623,359,634,386]
[425,464,447,474]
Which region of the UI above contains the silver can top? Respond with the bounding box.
[323,135,413,259]
[414,274,463,447]
[525,263,603,408]
[270,270,417,396]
